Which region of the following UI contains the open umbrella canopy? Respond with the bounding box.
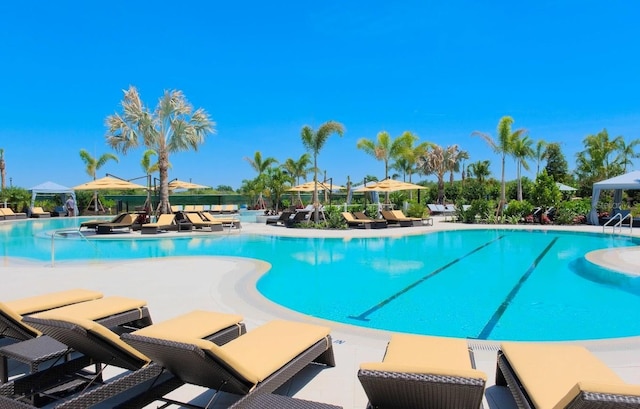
[288,181,345,192]
[556,182,577,191]
[354,178,427,192]
[168,179,209,190]
[73,176,147,191]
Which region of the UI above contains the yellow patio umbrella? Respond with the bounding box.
[287,181,345,192]
[73,176,147,214]
[168,179,209,190]
[354,179,426,192]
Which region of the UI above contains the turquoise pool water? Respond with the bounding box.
[2,218,639,341]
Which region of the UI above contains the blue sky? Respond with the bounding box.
[1,1,639,191]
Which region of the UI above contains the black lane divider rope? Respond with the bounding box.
[348,235,507,322]
[475,236,559,340]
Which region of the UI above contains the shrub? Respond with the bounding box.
[555,198,591,225]
[406,201,426,218]
[504,200,534,220]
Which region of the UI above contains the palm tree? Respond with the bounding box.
[512,134,534,201]
[534,140,547,176]
[472,116,525,218]
[616,138,640,172]
[265,167,293,212]
[301,121,345,222]
[140,149,159,211]
[447,145,469,185]
[575,129,624,185]
[282,153,312,206]
[105,86,215,214]
[0,149,5,190]
[244,151,278,209]
[79,149,119,213]
[468,160,491,183]
[417,144,448,204]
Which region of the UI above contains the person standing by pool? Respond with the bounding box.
[65,195,76,217]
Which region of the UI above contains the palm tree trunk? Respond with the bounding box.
[158,151,170,214]
[313,155,319,222]
[499,154,506,219]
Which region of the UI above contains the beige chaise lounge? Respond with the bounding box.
[200,211,241,229]
[341,212,386,229]
[140,214,177,234]
[358,334,487,409]
[380,210,415,227]
[121,319,336,407]
[0,289,103,341]
[0,208,27,220]
[29,207,50,218]
[184,212,223,231]
[6,310,245,408]
[496,342,640,409]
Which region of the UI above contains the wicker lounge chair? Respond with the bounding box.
[286,210,311,227]
[200,211,241,229]
[380,210,414,227]
[4,310,245,408]
[79,213,129,231]
[0,289,103,341]
[0,208,27,220]
[140,214,177,234]
[266,211,294,226]
[358,334,486,409]
[121,319,335,407]
[184,212,224,231]
[341,212,386,229]
[496,342,640,409]
[95,213,137,234]
[29,207,50,218]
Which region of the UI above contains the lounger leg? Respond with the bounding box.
[495,352,507,386]
[313,344,336,367]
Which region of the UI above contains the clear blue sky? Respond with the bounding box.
[1,1,639,190]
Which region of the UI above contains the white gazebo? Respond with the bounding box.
[588,170,640,225]
[29,181,78,216]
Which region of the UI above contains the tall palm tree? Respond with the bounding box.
[472,116,525,218]
[79,149,119,213]
[575,129,624,185]
[0,149,5,190]
[244,151,278,209]
[534,140,547,176]
[282,153,312,206]
[468,160,491,183]
[105,86,215,214]
[447,145,469,185]
[301,120,345,222]
[512,134,534,201]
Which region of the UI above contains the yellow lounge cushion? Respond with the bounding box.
[32,296,146,321]
[39,313,150,364]
[133,310,243,340]
[5,289,104,315]
[555,381,640,409]
[185,320,330,385]
[0,302,41,336]
[501,342,625,409]
[360,334,486,381]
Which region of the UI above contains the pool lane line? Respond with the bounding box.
[475,236,559,340]
[348,235,506,322]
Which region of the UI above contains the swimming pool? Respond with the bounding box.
[2,218,639,341]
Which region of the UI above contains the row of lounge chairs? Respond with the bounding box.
[3,289,640,408]
[341,210,431,229]
[171,204,239,214]
[0,208,50,220]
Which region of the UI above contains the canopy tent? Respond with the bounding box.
[29,181,78,216]
[588,170,640,225]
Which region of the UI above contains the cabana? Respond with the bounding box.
[29,181,79,217]
[588,170,640,225]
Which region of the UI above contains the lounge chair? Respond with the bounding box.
[0,208,26,220]
[210,204,223,214]
[140,214,177,234]
[200,211,241,229]
[286,210,311,227]
[358,334,486,409]
[341,212,386,229]
[79,213,129,231]
[29,207,50,218]
[184,212,224,231]
[380,210,414,227]
[266,211,293,226]
[95,213,137,234]
[121,319,335,407]
[183,205,196,212]
[496,342,640,409]
[170,205,182,213]
[6,310,245,408]
[0,289,103,341]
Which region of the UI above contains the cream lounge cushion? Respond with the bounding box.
[39,313,150,364]
[556,381,640,409]
[143,214,175,228]
[360,334,486,380]
[32,296,147,321]
[5,289,104,315]
[0,302,42,336]
[169,320,330,386]
[32,207,48,214]
[501,342,625,409]
[133,310,243,340]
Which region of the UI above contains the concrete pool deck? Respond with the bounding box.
[1,216,639,408]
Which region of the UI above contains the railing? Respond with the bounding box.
[602,212,633,235]
[50,228,98,266]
